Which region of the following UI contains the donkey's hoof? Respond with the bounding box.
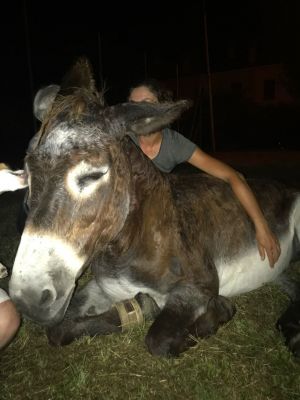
[145,332,182,357]
[276,300,300,359]
[46,324,76,346]
[290,340,300,359]
[135,293,160,321]
[145,321,188,357]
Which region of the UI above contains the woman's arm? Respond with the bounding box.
[188,147,281,268]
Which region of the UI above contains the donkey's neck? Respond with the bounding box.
[123,136,167,195]
[110,137,174,255]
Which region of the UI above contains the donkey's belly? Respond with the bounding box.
[100,277,168,309]
[218,235,293,298]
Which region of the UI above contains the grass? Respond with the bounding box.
[0,179,300,400]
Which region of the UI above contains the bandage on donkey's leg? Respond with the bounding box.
[114,293,160,332]
[46,293,161,346]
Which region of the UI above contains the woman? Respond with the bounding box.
[128,79,281,268]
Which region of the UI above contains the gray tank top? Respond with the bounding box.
[129,128,196,172]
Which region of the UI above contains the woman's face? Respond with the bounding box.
[129,86,158,103]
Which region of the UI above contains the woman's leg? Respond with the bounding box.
[0,289,21,349]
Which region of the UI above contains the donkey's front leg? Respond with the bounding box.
[46,278,114,345]
[145,283,211,357]
[47,278,160,346]
[47,293,159,346]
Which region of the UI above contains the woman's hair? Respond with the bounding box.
[128,78,173,102]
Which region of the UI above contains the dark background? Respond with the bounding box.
[1,0,300,167]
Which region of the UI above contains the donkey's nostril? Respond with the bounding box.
[39,288,55,306]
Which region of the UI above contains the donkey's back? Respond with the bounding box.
[165,172,300,298]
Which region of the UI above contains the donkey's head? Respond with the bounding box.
[9,57,190,326]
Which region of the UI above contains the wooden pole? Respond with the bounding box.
[176,63,179,98]
[23,0,37,133]
[203,0,216,151]
[144,51,148,79]
[97,32,104,90]
[176,63,180,131]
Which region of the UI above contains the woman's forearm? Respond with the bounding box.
[228,173,268,229]
[228,173,281,267]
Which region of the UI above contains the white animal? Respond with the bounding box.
[0,163,28,278]
[0,163,27,195]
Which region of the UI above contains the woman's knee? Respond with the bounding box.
[0,300,21,349]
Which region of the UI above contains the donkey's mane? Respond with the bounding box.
[36,88,104,148]
[36,57,105,149]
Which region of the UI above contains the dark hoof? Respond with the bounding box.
[190,296,236,339]
[290,340,300,359]
[135,293,160,321]
[215,295,236,323]
[145,329,186,357]
[276,301,300,359]
[46,323,76,346]
[145,315,189,357]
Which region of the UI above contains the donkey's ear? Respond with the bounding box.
[33,84,60,122]
[106,100,192,137]
[59,57,97,95]
[128,100,192,135]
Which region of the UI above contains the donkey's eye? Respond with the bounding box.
[77,172,105,187]
[67,162,110,198]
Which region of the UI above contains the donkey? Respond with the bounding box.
[0,163,27,195]
[9,58,300,357]
[0,163,27,278]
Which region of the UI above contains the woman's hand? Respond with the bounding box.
[255,225,281,268]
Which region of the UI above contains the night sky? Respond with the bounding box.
[0,1,299,167]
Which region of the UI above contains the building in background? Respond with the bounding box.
[164,63,293,106]
[162,58,297,152]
